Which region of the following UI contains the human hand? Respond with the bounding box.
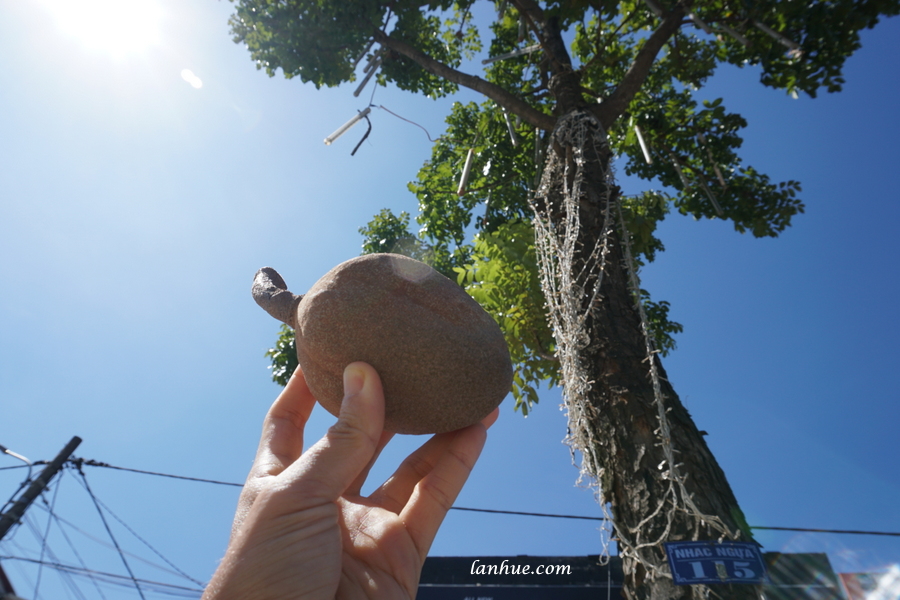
[202,362,498,600]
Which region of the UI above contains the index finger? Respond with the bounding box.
[233,367,319,538]
[250,367,318,480]
[371,407,498,513]
[399,421,489,561]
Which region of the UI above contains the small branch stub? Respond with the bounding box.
[252,267,303,329]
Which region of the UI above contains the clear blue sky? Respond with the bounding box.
[1,1,898,598]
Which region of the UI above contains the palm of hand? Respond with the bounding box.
[202,363,495,600]
[337,500,423,598]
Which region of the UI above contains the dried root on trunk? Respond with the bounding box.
[531,110,760,600]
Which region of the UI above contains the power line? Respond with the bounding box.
[32,499,195,581]
[3,539,38,592]
[450,506,606,521]
[37,485,108,600]
[72,459,241,488]
[376,105,438,142]
[34,475,64,598]
[71,457,900,538]
[64,468,204,587]
[3,461,208,599]
[0,555,203,598]
[1,437,82,546]
[72,462,147,600]
[749,526,900,538]
[0,464,48,474]
[22,513,88,600]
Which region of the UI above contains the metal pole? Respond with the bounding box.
[0,436,81,542]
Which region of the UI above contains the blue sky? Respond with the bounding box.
[1,1,898,598]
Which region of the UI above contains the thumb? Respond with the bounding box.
[281,362,385,503]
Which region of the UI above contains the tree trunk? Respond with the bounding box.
[535,109,761,600]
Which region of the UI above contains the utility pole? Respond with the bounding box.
[0,436,81,542]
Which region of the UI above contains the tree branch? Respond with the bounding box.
[593,3,686,129]
[510,0,547,27]
[373,29,556,131]
[580,4,642,75]
[510,0,573,74]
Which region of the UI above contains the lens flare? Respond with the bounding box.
[181,69,203,89]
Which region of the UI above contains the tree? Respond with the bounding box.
[229,1,899,597]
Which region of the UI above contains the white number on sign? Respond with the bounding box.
[689,562,706,578]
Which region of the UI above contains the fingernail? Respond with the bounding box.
[343,364,366,397]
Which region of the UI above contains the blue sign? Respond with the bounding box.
[664,541,767,585]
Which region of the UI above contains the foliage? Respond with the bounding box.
[406,100,540,274]
[358,208,437,266]
[455,220,558,414]
[613,92,804,238]
[238,3,899,595]
[229,0,483,98]
[378,6,482,98]
[356,207,682,411]
[619,190,670,263]
[706,0,897,97]
[265,323,298,387]
[228,0,383,87]
[237,0,900,402]
[642,293,683,356]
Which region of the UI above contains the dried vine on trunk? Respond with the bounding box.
[532,110,760,600]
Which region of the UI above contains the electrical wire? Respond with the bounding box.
[0,556,203,598]
[749,526,900,538]
[32,500,194,582]
[450,506,606,521]
[23,513,86,600]
[60,465,208,595]
[71,458,900,538]
[34,474,63,598]
[72,459,241,487]
[350,114,373,157]
[72,463,147,600]
[36,486,108,600]
[377,105,438,142]
[3,538,38,592]
[64,470,204,587]
[12,477,894,600]
[36,467,202,594]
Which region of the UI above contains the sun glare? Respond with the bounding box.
[40,0,163,60]
[181,69,203,89]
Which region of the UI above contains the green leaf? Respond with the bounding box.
[264,324,298,387]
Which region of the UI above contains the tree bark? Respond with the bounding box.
[377,5,761,597]
[536,110,761,600]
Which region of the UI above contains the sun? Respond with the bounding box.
[39,0,163,60]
